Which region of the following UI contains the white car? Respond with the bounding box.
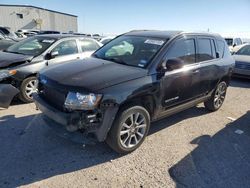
[224,37,243,53]
[233,44,250,78]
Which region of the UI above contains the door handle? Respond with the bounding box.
[76,57,80,59]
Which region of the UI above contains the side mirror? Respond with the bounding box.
[51,51,59,58]
[161,58,185,72]
[45,51,59,60]
[233,43,236,47]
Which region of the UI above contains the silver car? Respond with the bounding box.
[233,44,250,78]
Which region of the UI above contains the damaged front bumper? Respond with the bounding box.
[33,93,119,142]
[0,84,19,108]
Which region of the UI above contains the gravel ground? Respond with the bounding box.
[0,78,249,188]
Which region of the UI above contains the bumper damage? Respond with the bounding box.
[0,84,19,108]
[33,93,119,142]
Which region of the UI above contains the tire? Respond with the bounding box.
[106,105,150,154]
[19,76,37,103]
[204,81,227,112]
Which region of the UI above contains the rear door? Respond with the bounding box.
[196,37,220,95]
[47,39,80,65]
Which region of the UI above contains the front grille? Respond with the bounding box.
[38,83,67,111]
[235,61,250,70]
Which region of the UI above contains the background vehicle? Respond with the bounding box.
[224,37,243,53]
[38,30,61,35]
[0,26,19,40]
[100,36,115,45]
[0,33,17,51]
[233,44,250,78]
[34,30,234,154]
[0,35,102,107]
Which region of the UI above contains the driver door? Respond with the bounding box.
[47,39,80,65]
[160,37,201,109]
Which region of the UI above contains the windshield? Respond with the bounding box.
[6,36,57,56]
[94,35,166,68]
[236,45,250,56]
[225,38,233,46]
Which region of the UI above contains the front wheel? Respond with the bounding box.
[204,81,227,111]
[106,106,150,154]
[19,76,37,103]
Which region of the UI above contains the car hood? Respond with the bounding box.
[40,57,148,92]
[0,51,33,69]
[233,55,250,63]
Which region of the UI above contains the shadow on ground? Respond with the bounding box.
[0,114,119,187]
[230,77,250,89]
[169,111,250,188]
[0,105,209,187]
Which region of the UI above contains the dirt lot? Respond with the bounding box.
[0,78,249,188]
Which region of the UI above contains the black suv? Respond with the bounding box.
[34,30,234,153]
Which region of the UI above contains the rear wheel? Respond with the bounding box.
[19,76,37,103]
[106,106,150,154]
[204,81,227,111]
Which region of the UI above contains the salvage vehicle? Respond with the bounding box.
[34,30,234,153]
[233,44,250,78]
[0,35,102,108]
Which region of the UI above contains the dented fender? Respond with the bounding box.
[0,84,19,108]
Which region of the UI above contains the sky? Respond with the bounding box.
[1,0,250,36]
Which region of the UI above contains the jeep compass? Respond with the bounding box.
[34,30,235,153]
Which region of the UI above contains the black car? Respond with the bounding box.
[34,30,234,153]
[0,35,102,108]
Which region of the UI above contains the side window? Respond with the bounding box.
[79,39,99,52]
[236,38,242,45]
[217,40,225,58]
[197,38,214,62]
[166,39,196,64]
[51,40,78,56]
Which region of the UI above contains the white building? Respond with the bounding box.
[0,4,78,32]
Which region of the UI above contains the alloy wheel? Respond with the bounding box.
[214,82,227,109]
[25,79,37,99]
[119,112,147,148]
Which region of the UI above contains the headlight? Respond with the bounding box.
[64,92,102,110]
[0,70,17,81]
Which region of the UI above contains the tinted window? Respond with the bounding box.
[236,45,250,56]
[225,38,233,46]
[79,39,99,52]
[52,40,78,56]
[217,40,225,58]
[197,38,214,62]
[167,39,196,64]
